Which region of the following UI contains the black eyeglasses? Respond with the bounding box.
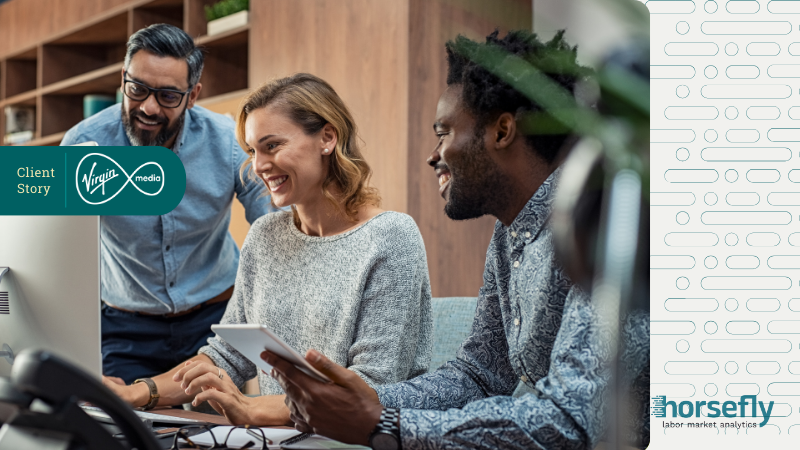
[170,424,270,449]
[123,72,192,108]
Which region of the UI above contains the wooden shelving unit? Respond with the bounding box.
[196,25,249,100]
[0,0,250,146]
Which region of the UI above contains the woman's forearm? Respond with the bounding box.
[126,354,217,408]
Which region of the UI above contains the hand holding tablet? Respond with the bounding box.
[211,324,331,383]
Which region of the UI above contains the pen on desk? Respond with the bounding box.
[246,429,273,445]
[281,432,312,445]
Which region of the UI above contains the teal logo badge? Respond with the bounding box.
[1,146,185,215]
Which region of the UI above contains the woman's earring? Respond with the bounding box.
[323,148,330,154]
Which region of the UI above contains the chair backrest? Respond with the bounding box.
[429,297,478,371]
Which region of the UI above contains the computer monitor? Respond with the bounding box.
[0,216,100,379]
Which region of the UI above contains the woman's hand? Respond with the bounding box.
[173,360,249,424]
[173,360,291,426]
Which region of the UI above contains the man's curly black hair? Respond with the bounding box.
[446,29,589,164]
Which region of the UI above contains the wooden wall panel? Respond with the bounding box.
[198,90,250,249]
[249,0,410,214]
[0,0,133,58]
[407,0,532,297]
[0,60,4,137]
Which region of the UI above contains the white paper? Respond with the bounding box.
[181,426,301,449]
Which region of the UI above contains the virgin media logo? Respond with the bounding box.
[75,153,164,205]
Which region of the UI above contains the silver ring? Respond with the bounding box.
[217,367,223,380]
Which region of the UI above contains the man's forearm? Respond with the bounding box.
[398,395,590,450]
[377,358,513,411]
[248,394,293,426]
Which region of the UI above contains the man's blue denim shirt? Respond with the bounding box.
[61,104,277,314]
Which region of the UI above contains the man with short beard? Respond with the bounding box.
[263,30,649,450]
[61,24,276,390]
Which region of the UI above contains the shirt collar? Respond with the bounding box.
[507,166,561,243]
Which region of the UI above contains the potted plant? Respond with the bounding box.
[205,0,249,36]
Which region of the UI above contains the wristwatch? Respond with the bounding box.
[132,377,159,410]
[369,407,401,450]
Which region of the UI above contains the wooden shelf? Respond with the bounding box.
[18,131,65,146]
[40,63,122,96]
[197,26,248,100]
[195,25,249,46]
[2,0,251,146]
[132,0,184,31]
[186,0,219,38]
[49,12,130,46]
[141,0,185,6]
[42,12,129,87]
[197,88,248,118]
[3,47,38,98]
[41,94,85,136]
[1,90,37,108]
[196,88,248,107]
[6,47,37,60]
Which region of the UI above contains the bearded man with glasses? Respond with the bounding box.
[60,24,277,393]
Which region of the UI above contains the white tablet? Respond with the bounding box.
[211,324,331,383]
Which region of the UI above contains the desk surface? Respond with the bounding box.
[148,408,296,430]
[148,408,230,425]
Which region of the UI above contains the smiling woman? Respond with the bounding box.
[237,73,381,228]
[127,73,435,427]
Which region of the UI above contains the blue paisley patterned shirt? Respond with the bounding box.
[375,170,650,449]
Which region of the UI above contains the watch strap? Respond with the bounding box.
[132,377,159,410]
[369,407,401,450]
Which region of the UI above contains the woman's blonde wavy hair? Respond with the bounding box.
[237,73,380,221]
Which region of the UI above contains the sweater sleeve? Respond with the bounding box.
[198,227,260,388]
[345,216,433,387]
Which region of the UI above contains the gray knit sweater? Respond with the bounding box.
[199,210,432,395]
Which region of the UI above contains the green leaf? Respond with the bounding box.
[206,0,249,22]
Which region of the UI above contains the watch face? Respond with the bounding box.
[370,431,399,450]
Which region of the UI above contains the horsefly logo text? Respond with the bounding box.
[652,395,774,428]
[75,153,165,205]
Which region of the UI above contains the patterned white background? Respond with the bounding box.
[650,0,800,447]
